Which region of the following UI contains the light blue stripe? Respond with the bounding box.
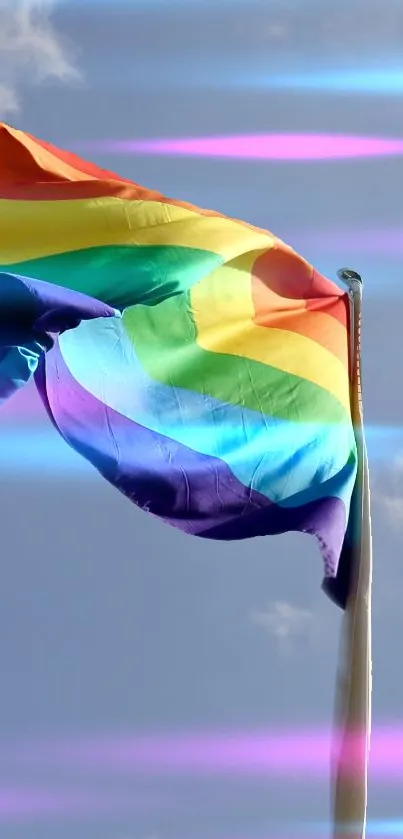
[56,318,356,509]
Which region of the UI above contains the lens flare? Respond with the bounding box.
[76,134,403,161]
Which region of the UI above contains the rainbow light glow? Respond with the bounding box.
[77,134,403,161]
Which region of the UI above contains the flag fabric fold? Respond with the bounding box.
[0,271,119,405]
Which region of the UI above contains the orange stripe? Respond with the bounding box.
[0,181,129,201]
[251,247,347,328]
[0,123,91,183]
[251,248,349,364]
[0,122,131,185]
[306,290,348,328]
[25,130,133,184]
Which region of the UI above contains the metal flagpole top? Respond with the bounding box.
[337,267,363,295]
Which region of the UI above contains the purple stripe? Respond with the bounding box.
[35,346,348,602]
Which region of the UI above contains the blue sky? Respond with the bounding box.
[0,0,403,837]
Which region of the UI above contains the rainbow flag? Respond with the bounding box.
[0,123,373,837]
[0,122,356,604]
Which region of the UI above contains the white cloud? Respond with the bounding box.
[0,0,81,116]
[250,599,314,642]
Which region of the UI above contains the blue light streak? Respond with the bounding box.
[0,425,401,476]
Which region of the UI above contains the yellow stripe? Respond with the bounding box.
[191,255,351,411]
[0,196,273,265]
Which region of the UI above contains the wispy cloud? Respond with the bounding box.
[250,600,314,643]
[379,494,403,525]
[373,452,403,531]
[0,0,81,116]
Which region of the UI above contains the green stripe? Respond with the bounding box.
[122,291,349,424]
[1,245,223,309]
[4,244,350,424]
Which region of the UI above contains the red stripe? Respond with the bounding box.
[251,248,349,363]
[0,180,159,202]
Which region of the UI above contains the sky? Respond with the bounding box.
[0,0,403,837]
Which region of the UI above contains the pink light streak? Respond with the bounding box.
[0,382,43,421]
[2,725,403,781]
[285,227,403,255]
[79,133,403,160]
[0,785,160,822]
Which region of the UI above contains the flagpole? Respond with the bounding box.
[332,269,372,838]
